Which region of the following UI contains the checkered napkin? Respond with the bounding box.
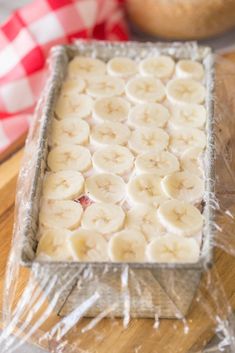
[0,0,128,153]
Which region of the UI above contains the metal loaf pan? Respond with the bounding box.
[19,41,215,318]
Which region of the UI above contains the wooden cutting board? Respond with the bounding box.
[1,52,235,353]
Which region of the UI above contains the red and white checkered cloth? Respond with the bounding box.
[0,0,128,153]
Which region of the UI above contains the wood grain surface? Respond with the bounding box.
[0,52,235,353]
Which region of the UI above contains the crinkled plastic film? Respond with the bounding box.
[1,40,235,353]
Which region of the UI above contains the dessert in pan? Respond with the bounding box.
[36,53,207,264]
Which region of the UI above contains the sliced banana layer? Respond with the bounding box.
[47,144,91,172]
[107,57,137,77]
[135,151,179,176]
[36,228,73,261]
[170,104,206,129]
[87,76,125,98]
[91,121,131,146]
[169,127,206,155]
[108,230,146,262]
[68,57,106,78]
[43,171,84,200]
[146,234,200,263]
[50,118,90,146]
[93,96,130,123]
[166,78,205,104]
[157,199,203,237]
[161,171,204,203]
[181,147,203,175]
[128,174,167,206]
[42,53,208,264]
[125,77,165,103]
[85,173,126,204]
[176,60,204,81]
[55,93,93,119]
[60,78,85,96]
[128,103,169,128]
[129,127,169,153]
[93,145,134,175]
[126,205,165,242]
[68,229,108,261]
[82,203,125,234]
[39,199,83,230]
[139,56,175,79]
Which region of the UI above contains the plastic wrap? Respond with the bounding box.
[1,40,235,353]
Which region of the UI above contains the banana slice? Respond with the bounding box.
[85,173,126,204]
[181,147,204,175]
[39,199,83,230]
[107,57,137,77]
[129,127,169,153]
[161,171,204,203]
[170,104,206,129]
[139,56,175,79]
[128,103,169,128]
[146,234,200,263]
[91,122,131,146]
[135,151,179,176]
[82,203,125,234]
[60,78,85,96]
[87,76,125,98]
[166,78,205,105]
[47,144,91,172]
[169,127,206,155]
[36,253,53,261]
[127,174,167,206]
[126,205,165,242]
[68,57,106,78]
[36,228,74,261]
[108,230,146,262]
[43,171,84,200]
[49,118,90,146]
[55,93,93,119]
[68,229,108,261]
[93,96,130,123]
[176,60,204,81]
[93,145,134,175]
[125,77,165,103]
[157,199,203,237]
